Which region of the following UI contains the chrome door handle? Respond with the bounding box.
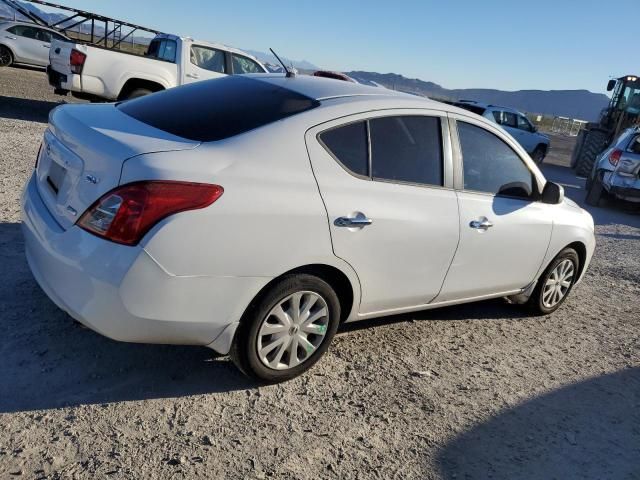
[335,215,373,228]
[5,36,17,40]
[186,73,200,79]
[43,44,50,48]
[469,218,493,230]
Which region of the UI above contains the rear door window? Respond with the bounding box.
[319,121,369,177]
[191,45,226,73]
[146,39,177,62]
[370,116,443,186]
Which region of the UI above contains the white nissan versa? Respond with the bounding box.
[22,75,595,382]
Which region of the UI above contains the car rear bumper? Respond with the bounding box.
[603,172,640,202]
[21,173,269,349]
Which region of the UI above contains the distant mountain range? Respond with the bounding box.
[348,72,608,121]
[1,3,608,120]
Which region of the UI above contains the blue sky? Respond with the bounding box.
[39,1,638,94]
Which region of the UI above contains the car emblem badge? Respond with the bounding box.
[85,174,99,184]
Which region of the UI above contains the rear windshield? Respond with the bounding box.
[117,76,320,142]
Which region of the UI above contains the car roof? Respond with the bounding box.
[0,20,62,33]
[457,100,523,115]
[252,73,439,103]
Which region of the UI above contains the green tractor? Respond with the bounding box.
[572,75,640,177]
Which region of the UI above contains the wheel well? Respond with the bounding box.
[118,78,164,100]
[0,43,14,57]
[536,143,548,154]
[566,241,587,279]
[248,264,355,324]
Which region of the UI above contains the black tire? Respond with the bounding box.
[0,45,13,67]
[585,170,604,206]
[122,88,152,100]
[230,274,341,383]
[531,145,546,164]
[575,129,608,177]
[526,248,579,315]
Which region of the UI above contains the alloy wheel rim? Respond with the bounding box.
[542,259,575,308]
[257,291,329,370]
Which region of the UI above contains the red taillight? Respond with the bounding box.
[609,149,622,166]
[69,49,86,74]
[77,181,223,246]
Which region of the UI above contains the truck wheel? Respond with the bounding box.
[531,146,546,164]
[585,170,604,206]
[0,45,13,67]
[575,129,608,177]
[123,88,152,100]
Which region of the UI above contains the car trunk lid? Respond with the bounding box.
[36,103,199,230]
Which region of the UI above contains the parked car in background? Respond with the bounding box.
[585,126,640,206]
[22,75,595,382]
[0,21,68,68]
[47,33,267,101]
[450,100,550,163]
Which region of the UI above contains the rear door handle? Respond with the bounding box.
[469,218,493,230]
[43,44,50,48]
[335,215,373,228]
[186,73,200,79]
[5,35,17,40]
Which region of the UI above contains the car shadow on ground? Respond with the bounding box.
[0,95,64,123]
[436,366,640,479]
[0,222,254,414]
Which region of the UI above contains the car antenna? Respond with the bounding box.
[270,48,297,78]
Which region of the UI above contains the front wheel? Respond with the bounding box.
[230,274,341,383]
[0,45,13,67]
[527,248,579,315]
[531,146,546,164]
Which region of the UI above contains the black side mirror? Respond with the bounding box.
[541,181,564,204]
[607,79,616,92]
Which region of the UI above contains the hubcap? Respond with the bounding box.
[542,259,575,308]
[257,291,329,370]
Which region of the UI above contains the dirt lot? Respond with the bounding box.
[1,67,639,480]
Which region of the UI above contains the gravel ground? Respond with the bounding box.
[1,66,639,480]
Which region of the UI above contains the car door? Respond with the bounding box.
[306,111,460,315]
[184,44,227,83]
[516,114,537,152]
[435,115,552,302]
[6,25,44,64]
[32,28,54,65]
[230,53,264,74]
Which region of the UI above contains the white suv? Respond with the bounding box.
[21,75,595,382]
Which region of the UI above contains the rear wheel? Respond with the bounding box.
[0,45,13,67]
[122,88,153,100]
[526,248,579,315]
[585,170,605,206]
[575,128,608,177]
[230,274,341,383]
[531,145,546,164]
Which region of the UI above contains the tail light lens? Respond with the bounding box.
[69,49,86,74]
[77,181,223,246]
[608,149,622,166]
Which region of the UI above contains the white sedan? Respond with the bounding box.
[0,21,67,68]
[21,74,595,382]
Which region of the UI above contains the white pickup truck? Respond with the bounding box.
[47,33,268,101]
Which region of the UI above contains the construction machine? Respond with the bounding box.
[573,75,640,176]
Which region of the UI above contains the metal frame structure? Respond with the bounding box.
[0,0,161,51]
